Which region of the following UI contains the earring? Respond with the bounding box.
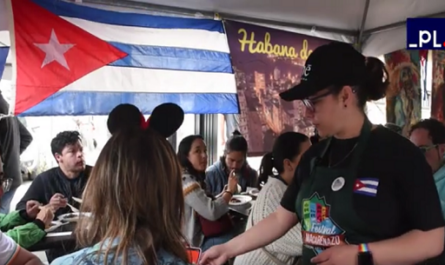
[344,104,347,108]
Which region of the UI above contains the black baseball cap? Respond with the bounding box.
[280,42,367,101]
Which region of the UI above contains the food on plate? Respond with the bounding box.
[230,198,241,203]
[63,213,78,219]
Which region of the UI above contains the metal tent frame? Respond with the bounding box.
[83,0,445,52]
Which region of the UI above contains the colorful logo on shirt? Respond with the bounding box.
[301,192,346,254]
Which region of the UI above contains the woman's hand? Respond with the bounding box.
[36,206,54,227]
[200,243,232,265]
[227,170,238,194]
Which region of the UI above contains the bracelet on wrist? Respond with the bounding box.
[358,243,370,253]
[224,190,233,196]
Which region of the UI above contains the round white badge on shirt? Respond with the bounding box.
[331,177,345,191]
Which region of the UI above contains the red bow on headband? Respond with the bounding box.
[140,113,149,130]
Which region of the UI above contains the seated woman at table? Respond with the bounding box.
[178,135,238,251]
[234,132,310,265]
[51,127,191,265]
[206,131,257,196]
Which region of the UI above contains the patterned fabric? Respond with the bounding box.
[182,172,228,247]
[431,50,445,121]
[384,49,422,137]
[234,177,302,265]
[51,240,190,265]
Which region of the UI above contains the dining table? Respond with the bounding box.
[27,222,76,252]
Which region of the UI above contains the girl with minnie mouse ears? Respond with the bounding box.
[107,103,185,138]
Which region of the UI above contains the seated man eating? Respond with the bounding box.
[17,131,91,217]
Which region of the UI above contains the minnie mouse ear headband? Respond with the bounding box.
[149,103,184,138]
[107,103,184,138]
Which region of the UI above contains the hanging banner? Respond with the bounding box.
[384,50,422,137]
[431,50,445,121]
[224,20,330,156]
[7,0,237,116]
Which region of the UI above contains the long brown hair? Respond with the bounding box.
[76,128,188,265]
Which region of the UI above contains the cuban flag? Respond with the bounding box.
[6,0,237,116]
[353,178,379,197]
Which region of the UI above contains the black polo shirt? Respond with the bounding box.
[281,126,444,242]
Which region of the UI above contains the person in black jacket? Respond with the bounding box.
[16,131,91,217]
[16,131,90,262]
[0,92,33,214]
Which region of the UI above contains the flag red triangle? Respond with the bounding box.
[11,0,127,114]
[353,179,365,190]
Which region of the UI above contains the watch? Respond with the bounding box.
[358,243,374,265]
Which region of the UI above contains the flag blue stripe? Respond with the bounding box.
[109,42,232,73]
[354,190,376,197]
[32,0,224,33]
[0,47,9,78]
[19,92,239,116]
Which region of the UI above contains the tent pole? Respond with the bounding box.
[83,0,357,36]
[364,10,445,36]
[356,0,371,52]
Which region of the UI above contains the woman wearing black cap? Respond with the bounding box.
[200,42,444,265]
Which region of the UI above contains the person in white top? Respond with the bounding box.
[234,132,310,265]
[0,152,42,265]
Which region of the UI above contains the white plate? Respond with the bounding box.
[72,197,83,204]
[45,221,63,233]
[229,195,252,206]
[58,212,91,222]
[248,189,260,196]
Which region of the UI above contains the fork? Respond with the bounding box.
[67,203,79,213]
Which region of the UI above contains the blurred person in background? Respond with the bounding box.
[384,122,402,135]
[178,135,238,251]
[0,149,45,265]
[0,91,33,214]
[219,114,240,146]
[409,118,445,264]
[206,130,257,196]
[51,128,190,265]
[235,132,310,265]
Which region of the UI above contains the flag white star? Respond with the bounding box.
[34,29,75,70]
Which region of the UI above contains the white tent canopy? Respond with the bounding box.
[81,0,445,56]
[1,0,445,57]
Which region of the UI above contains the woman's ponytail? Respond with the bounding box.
[363,57,390,101]
[258,152,274,189]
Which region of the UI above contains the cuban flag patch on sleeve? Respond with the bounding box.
[353,178,379,197]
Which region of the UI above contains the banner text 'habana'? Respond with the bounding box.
[238,28,312,60]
